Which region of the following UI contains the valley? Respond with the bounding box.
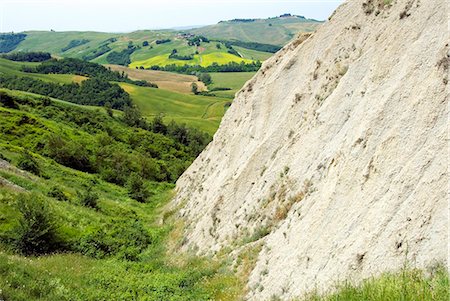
[0,3,448,301]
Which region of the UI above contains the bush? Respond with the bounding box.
[47,185,68,201]
[0,91,18,109]
[12,194,61,255]
[78,220,152,260]
[127,172,151,203]
[78,186,99,208]
[17,151,40,176]
[191,82,199,94]
[45,135,93,172]
[0,51,51,62]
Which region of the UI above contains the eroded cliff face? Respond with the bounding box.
[173,0,449,299]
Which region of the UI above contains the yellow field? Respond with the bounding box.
[130,52,254,68]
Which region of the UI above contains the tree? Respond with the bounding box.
[197,73,212,85]
[191,82,199,95]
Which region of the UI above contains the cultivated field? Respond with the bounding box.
[106,64,206,93]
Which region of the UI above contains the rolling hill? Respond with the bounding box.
[1,15,322,70]
[0,57,227,134]
[6,30,268,68]
[190,14,323,45]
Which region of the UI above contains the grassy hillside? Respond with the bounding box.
[191,15,323,45]
[208,72,256,98]
[130,52,254,69]
[120,82,229,134]
[0,89,243,300]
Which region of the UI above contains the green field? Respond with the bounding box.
[120,82,229,134]
[208,72,256,98]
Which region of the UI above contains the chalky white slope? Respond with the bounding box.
[173,0,449,299]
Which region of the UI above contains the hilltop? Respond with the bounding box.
[190,14,323,45]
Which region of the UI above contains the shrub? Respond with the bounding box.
[12,194,61,255]
[78,220,152,260]
[17,151,41,176]
[191,82,199,94]
[78,186,99,208]
[0,91,18,109]
[127,172,151,203]
[47,185,68,201]
[45,135,93,172]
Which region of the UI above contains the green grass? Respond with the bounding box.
[208,72,256,98]
[233,46,274,61]
[299,265,449,301]
[120,82,229,134]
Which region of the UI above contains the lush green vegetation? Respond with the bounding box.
[300,265,449,301]
[0,90,241,300]
[0,75,132,109]
[0,52,52,62]
[0,33,27,53]
[8,30,273,70]
[0,90,210,183]
[208,72,256,98]
[155,39,171,44]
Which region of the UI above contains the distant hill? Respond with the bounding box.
[1,15,322,69]
[8,30,267,68]
[190,14,323,46]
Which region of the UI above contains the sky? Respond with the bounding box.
[0,0,343,33]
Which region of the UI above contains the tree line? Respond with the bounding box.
[1,51,52,62]
[22,57,157,87]
[0,33,27,53]
[148,60,262,73]
[0,75,132,109]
